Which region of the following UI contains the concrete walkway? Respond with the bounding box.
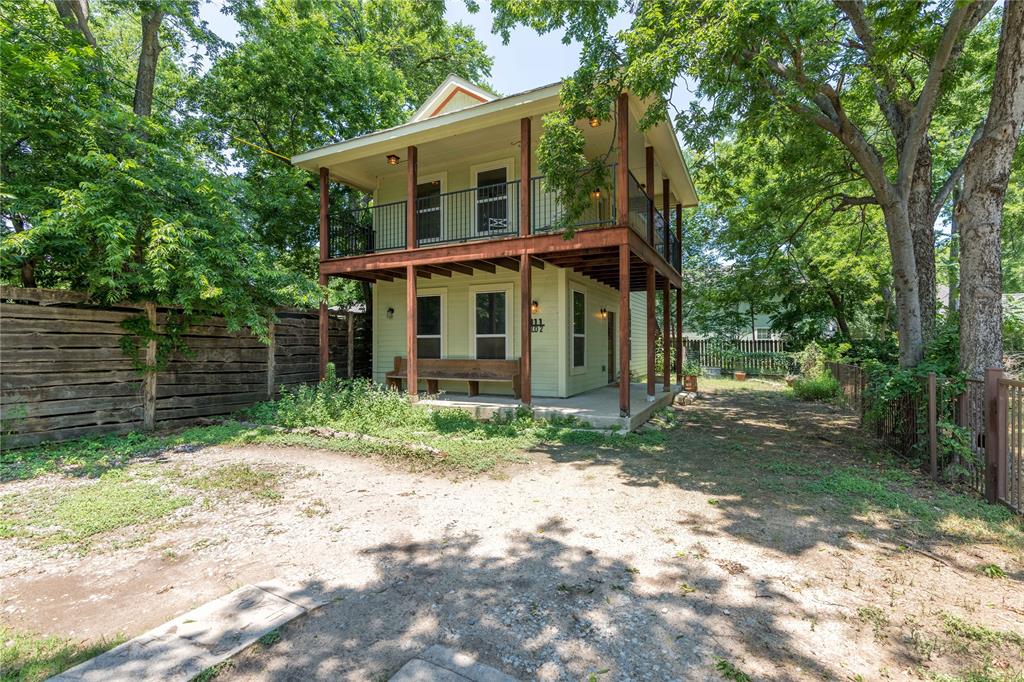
[49,581,329,682]
[390,646,518,682]
[419,382,680,430]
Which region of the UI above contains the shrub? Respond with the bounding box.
[791,372,840,402]
[681,359,702,376]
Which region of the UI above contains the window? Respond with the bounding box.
[416,180,442,242]
[475,291,506,359]
[476,167,509,233]
[572,290,586,368]
[754,327,772,341]
[417,295,442,358]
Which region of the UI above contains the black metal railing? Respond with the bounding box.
[415,180,520,247]
[326,168,680,272]
[328,199,406,258]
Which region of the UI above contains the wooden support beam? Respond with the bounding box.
[645,146,655,244]
[487,257,520,271]
[530,257,545,269]
[419,265,452,277]
[406,145,417,249]
[675,202,684,372]
[619,244,631,416]
[414,269,432,279]
[319,167,329,262]
[616,93,629,227]
[444,262,474,276]
[466,260,496,273]
[406,264,417,398]
[379,268,406,279]
[520,252,532,405]
[662,277,671,392]
[646,263,655,399]
[318,273,329,380]
[520,118,531,237]
[662,177,671,256]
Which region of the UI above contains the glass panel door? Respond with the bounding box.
[475,168,508,234]
[417,180,441,243]
[475,291,507,359]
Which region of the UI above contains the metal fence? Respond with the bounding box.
[827,362,1022,514]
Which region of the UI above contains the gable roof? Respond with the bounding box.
[409,74,497,123]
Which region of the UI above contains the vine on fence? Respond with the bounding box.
[120,311,196,373]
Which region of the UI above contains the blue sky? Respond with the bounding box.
[198,1,694,113]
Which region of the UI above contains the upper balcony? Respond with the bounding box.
[327,167,682,272]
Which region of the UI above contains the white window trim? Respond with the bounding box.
[414,171,447,245]
[469,158,515,236]
[469,284,513,360]
[416,289,447,359]
[570,286,587,375]
[754,327,773,341]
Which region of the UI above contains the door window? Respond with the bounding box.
[475,291,507,359]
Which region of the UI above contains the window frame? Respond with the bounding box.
[415,290,446,359]
[470,285,512,360]
[570,287,586,373]
[469,159,514,236]
[414,172,447,245]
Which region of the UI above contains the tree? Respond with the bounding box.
[956,1,1024,379]
[489,0,1002,367]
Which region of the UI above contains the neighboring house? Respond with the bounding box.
[682,302,783,342]
[292,75,697,416]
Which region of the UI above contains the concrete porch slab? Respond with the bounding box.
[418,383,681,431]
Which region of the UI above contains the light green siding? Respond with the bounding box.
[630,291,648,380]
[371,264,648,398]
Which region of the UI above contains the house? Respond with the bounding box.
[291,75,697,417]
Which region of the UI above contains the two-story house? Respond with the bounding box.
[292,75,697,417]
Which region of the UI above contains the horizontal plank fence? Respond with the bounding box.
[1,287,370,448]
[827,361,1021,515]
[683,338,795,376]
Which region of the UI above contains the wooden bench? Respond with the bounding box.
[385,356,521,398]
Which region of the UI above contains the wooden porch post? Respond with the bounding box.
[318,167,330,380]
[675,202,684,374]
[663,277,671,391]
[406,145,417,250]
[520,117,532,404]
[662,178,670,255]
[616,93,629,227]
[406,264,418,397]
[646,264,656,400]
[645,147,655,243]
[619,244,631,416]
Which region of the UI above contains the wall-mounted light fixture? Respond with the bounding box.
[386,154,400,166]
[531,300,540,315]
[591,188,602,200]
[386,307,395,319]
[589,117,601,128]
[599,307,608,319]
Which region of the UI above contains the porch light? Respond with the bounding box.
[599,307,608,319]
[591,188,602,200]
[386,307,395,319]
[531,300,540,315]
[386,154,400,166]
[589,117,601,128]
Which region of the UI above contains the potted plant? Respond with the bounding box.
[681,360,701,392]
[733,370,747,381]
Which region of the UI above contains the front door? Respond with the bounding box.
[417,180,442,244]
[607,312,616,383]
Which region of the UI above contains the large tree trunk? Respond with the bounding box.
[957,1,1024,380]
[948,180,961,313]
[883,204,925,366]
[825,289,852,341]
[133,11,164,117]
[908,142,937,344]
[53,0,96,47]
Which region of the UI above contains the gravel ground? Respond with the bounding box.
[2,381,1022,681]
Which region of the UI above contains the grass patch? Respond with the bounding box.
[188,463,283,502]
[807,465,1024,550]
[1,470,192,549]
[0,628,124,682]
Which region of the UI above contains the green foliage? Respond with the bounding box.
[680,359,702,376]
[791,372,841,402]
[534,111,612,234]
[713,657,752,682]
[0,628,125,682]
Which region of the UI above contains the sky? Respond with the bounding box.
[197,1,695,114]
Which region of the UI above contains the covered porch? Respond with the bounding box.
[418,382,680,432]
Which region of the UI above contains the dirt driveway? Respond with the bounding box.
[2,381,1022,680]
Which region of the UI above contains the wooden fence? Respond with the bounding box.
[827,361,1022,514]
[683,338,794,376]
[0,287,370,448]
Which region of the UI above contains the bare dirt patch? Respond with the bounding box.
[2,380,1021,681]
